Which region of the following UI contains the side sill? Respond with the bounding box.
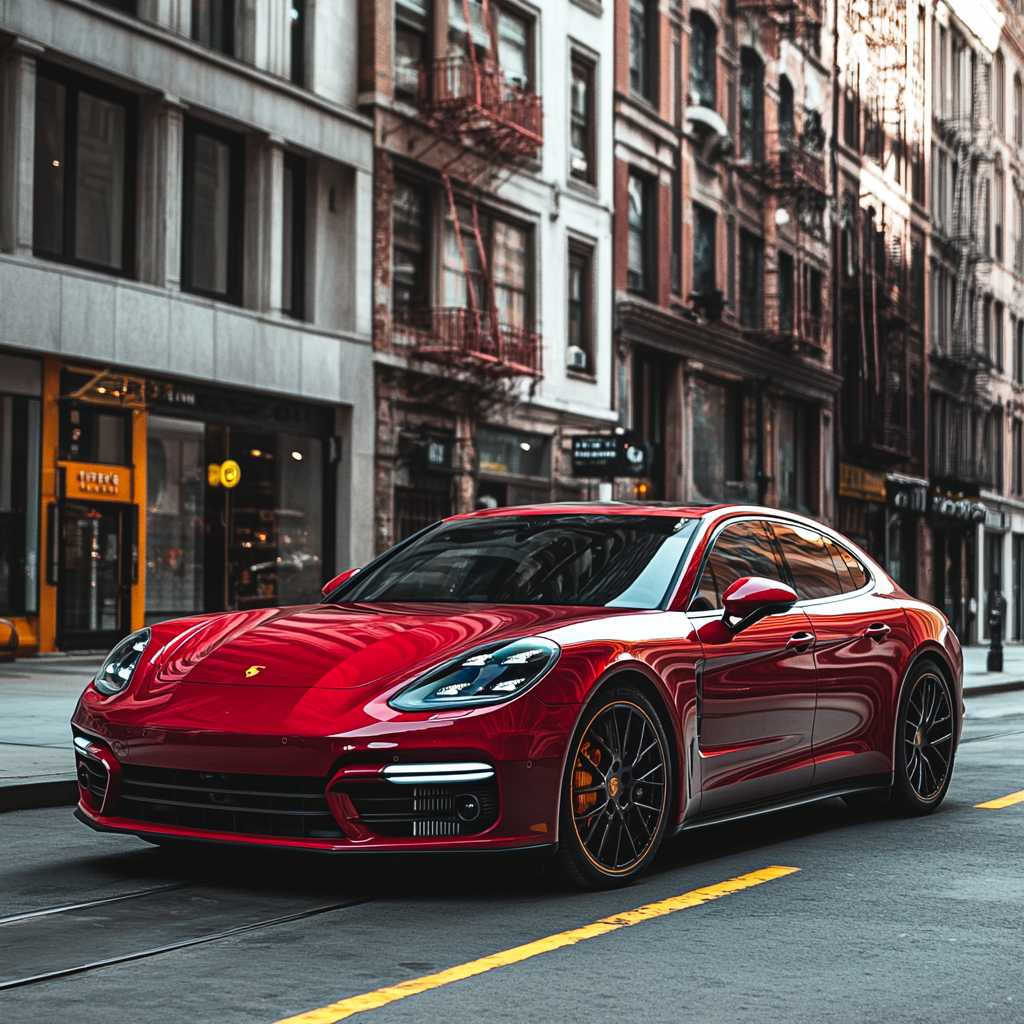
[671,773,894,836]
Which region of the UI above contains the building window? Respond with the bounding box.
[739,229,763,329]
[627,173,651,296]
[778,251,794,334]
[98,0,137,12]
[739,48,764,164]
[192,0,234,55]
[497,5,531,91]
[181,117,245,304]
[1013,419,1023,496]
[567,243,594,373]
[843,70,859,150]
[995,51,1006,135]
[569,56,595,184]
[1016,74,1023,147]
[689,13,716,109]
[629,0,653,101]
[777,400,815,513]
[1015,320,1024,384]
[282,153,306,319]
[983,295,993,363]
[996,168,1005,262]
[393,179,428,317]
[396,1,429,101]
[692,203,716,296]
[290,0,306,86]
[779,75,794,138]
[864,98,883,164]
[32,65,136,276]
[995,301,1005,372]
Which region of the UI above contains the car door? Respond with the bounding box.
[687,519,817,812]
[769,523,914,787]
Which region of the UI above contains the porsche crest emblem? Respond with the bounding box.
[245,665,266,678]
[608,776,620,797]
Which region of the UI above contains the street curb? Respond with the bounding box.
[0,780,78,813]
[964,679,1024,697]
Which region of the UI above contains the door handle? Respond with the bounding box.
[863,622,891,641]
[786,631,815,651]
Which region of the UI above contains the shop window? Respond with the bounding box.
[567,243,594,374]
[32,66,136,276]
[689,13,716,110]
[629,0,654,101]
[739,49,763,164]
[192,0,234,56]
[396,1,430,101]
[570,56,596,184]
[739,229,763,329]
[777,399,816,514]
[290,0,306,86]
[145,416,206,623]
[59,404,131,466]
[691,378,740,503]
[692,203,716,296]
[0,394,41,617]
[181,117,245,305]
[282,153,306,319]
[778,251,795,334]
[478,428,550,478]
[627,172,652,296]
[393,179,429,316]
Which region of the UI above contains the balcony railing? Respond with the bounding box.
[393,307,542,378]
[733,0,822,22]
[417,57,543,159]
[744,306,824,354]
[767,132,826,193]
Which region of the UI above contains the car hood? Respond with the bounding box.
[145,603,603,693]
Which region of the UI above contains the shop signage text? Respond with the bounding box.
[572,435,649,478]
[838,462,886,502]
[60,462,131,502]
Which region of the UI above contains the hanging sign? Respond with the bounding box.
[60,462,132,502]
[571,435,649,478]
[207,460,242,488]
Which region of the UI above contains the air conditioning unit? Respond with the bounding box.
[566,345,588,370]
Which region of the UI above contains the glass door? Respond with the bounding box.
[58,500,132,648]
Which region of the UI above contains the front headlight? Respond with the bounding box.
[93,628,151,696]
[389,637,560,712]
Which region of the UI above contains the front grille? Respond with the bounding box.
[340,780,499,838]
[115,765,342,839]
[77,756,108,804]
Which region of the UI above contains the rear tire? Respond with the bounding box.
[891,660,956,816]
[555,685,672,890]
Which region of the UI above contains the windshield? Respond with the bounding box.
[332,514,699,609]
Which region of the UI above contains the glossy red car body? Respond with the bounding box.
[72,504,964,856]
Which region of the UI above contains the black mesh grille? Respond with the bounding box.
[115,765,342,839]
[339,780,500,837]
[77,756,108,803]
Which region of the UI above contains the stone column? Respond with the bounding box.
[0,39,43,257]
[137,94,185,288]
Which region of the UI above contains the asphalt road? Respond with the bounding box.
[1,690,1021,1024]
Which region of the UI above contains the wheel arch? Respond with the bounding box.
[890,646,960,766]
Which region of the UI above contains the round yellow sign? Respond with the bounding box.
[207,462,221,487]
[219,459,241,488]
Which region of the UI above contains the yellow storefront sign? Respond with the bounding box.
[838,462,886,502]
[207,460,241,488]
[60,461,132,502]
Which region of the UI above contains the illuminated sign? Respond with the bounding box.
[838,462,886,503]
[60,462,132,502]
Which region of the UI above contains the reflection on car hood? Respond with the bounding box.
[145,603,604,692]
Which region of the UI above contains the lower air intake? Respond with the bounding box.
[338,779,500,838]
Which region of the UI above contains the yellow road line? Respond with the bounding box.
[273,865,800,1024]
[975,789,1024,809]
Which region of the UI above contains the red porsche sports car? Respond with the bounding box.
[72,504,963,888]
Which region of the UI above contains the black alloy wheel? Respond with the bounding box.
[555,685,671,889]
[892,661,956,815]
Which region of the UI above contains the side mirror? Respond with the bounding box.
[321,567,361,597]
[722,576,797,633]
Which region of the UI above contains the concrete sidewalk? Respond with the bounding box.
[2,644,1022,813]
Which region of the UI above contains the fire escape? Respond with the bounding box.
[391,0,543,379]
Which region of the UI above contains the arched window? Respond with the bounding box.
[739,48,764,164]
[995,52,1006,135]
[689,13,717,109]
[779,76,795,138]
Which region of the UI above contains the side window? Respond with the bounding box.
[771,523,843,600]
[828,540,869,592]
[689,521,783,611]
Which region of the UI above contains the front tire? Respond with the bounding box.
[891,661,956,816]
[555,685,672,889]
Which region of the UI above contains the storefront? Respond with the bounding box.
[5,354,338,653]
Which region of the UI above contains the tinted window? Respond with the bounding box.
[334,515,698,609]
[772,524,843,600]
[828,540,869,592]
[689,520,783,611]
